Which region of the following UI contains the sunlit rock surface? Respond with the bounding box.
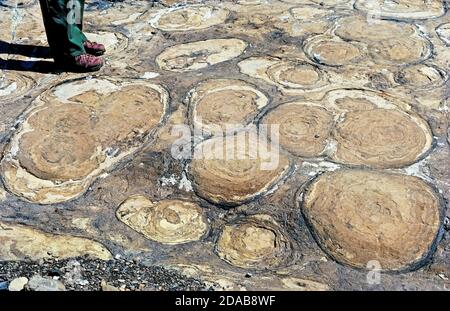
[0,0,449,291]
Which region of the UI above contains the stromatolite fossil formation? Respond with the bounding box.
[189,131,292,206]
[303,35,365,67]
[116,195,208,245]
[302,170,442,271]
[436,23,450,46]
[1,78,168,204]
[238,57,329,95]
[393,64,448,90]
[216,214,293,269]
[0,72,36,103]
[156,38,248,72]
[0,221,112,261]
[261,102,334,158]
[354,0,446,20]
[326,90,433,168]
[145,5,230,32]
[188,78,269,135]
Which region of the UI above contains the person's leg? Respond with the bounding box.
[38,0,86,61]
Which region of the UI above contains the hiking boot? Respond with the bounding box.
[84,41,106,56]
[59,54,104,72]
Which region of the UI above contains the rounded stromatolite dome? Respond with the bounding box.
[216,215,292,269]
[302,170,442,271]
[189,131,292,206]
[117,195,208,245]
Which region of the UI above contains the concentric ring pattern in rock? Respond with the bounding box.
[116,195,208,245]
[354,0,446,20]
[324,89,433,168]
[0,72,36,103]
[216,215,292,269]
[334,16,416,42]
[436,23,450,46]
[238,57,329,95]
[302,170,442,271]
[394,64,448,90]
[189,131,292,206]
[1,78,168,204]
[156,38,248,72]
[261,102,334,158]
[147,5,230,32]
[368,36,431,65]
[303,35,364,67]
[188,79,269,135]
[0,221,112,261]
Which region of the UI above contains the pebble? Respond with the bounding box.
[101,280,120,292]
[8,277,28,291]
[0,281,8,291]
[28,275,66,291]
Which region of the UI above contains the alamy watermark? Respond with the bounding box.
[170,120,281,171]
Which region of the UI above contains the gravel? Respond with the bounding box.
[0,256,212,291]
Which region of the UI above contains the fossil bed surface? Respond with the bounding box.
[0,0,450,291]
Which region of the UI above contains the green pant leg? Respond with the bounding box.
[38,0,86,59]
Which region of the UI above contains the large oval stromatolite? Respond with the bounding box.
[354,0,446,20]
[334,16,416,42]
[261,102,334,158]
[0,221,112,261]
[116,195,208,245]
[303,35,363,67]
[188,79,269,135]
[302,170,442,271]
[147,5,230,32]
[216,215,292,269]
[189,131,291,206]
[331,108,433,168]
[368,36,431,65]
[1,78,168,204]
[238,57,328,95]
[156,38,247,72]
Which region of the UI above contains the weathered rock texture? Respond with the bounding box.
[0,0,449,291]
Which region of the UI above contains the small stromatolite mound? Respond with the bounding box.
[331,108,432,168]
[334,15,416,42]
[1,78,168,204]
[354,0,446,20]
[116,195,208,245]
[0,72,35,103]
[156,38,247,72]
[261,102,334,157]
[189,131,292,206]
[216,215,292,269]
[368,36,431,65]
[436,23,450,46]
[394,64,448,90]
[188,79,269,135]
[238,57,328,95]
[302,170,442,271]
[147,5,230,32]
[303,35,363,67]
[0,221,112,261]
